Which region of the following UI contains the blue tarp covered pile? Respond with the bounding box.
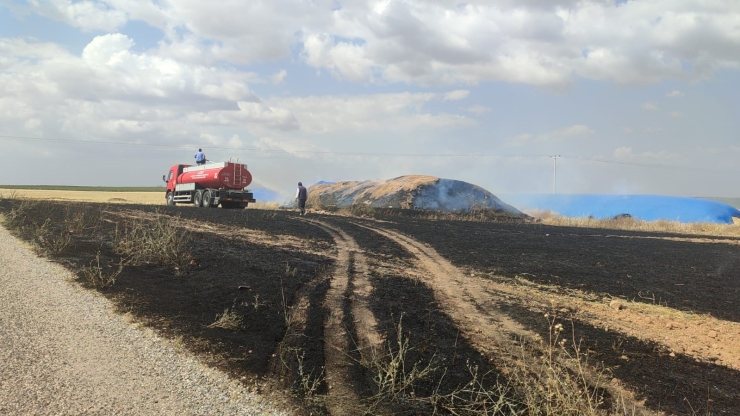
[298,175,522,215]
[503,194,740,224]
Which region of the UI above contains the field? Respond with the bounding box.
[1,195,740,415]
[0,187,165,205]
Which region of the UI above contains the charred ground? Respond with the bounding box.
[2,199,739,415]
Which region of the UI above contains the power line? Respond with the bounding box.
[3,134,740,174]
[0,134,548,158]
[569,155,684,168]
[568,155,740,174]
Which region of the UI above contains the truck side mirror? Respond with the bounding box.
[162,175,166,183]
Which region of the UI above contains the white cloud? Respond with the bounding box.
[4,1,740,198]
[302,33,376,82]
[299,1,740,87]
[505,124,594,146]
[613,146,633,158]
[186,102,300,132]
[0,35,477,151]
[25,0,128,32]
[270,69,288,85]
[443,90,470,101]
[252,136,320,159]
[0,34,274,145]
[551,124,595,138]
[4,33,261,104]
[15,0,740,87]
[505,133,534,147]
[669,111,683,118]
[641,102,659,111]
[613,146,682,163]
[269,92,474,134]
[465,105,491,115]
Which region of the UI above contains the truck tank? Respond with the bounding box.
[178,162,252,190]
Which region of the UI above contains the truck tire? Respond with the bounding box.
[166,191,175,206]
[193,190,203,207]
[202,190,214,208]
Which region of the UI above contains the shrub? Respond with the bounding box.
[207,308,243,331]
[79,251,126,288]
[363,314,615,415]
[112,212,192,269]
[64,205,102,234]
[26,218,71,255]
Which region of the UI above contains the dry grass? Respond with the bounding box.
[64,205,103,234]
[0,188,277,209]
[339,205,526,224]
[79,251,127,288]
[362,175,439,200]
[360,313,640,415]
[293,350,324,401]
[500,315,609,416]
[530,210,740,237]
[30,218,73,255]
[307,176,440,212]
[0,188,164,205]
[249,201,280,210]
[111,211,192,269]
[0,199,75,255]
[207,308,243,331]
[362,315,441,414]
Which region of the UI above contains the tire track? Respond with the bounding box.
[350,221,538,354]
[349,220,657,414]
[299,218,383,415]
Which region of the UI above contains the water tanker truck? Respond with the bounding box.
[162,160,256,209]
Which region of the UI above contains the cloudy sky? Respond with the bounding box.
[1,0,739,200]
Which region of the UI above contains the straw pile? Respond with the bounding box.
[303,175,521,214]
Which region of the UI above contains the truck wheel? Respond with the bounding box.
[220,201,233,209]
[202,190,214,208]
[193,190,203,207]
[166,192,175,206]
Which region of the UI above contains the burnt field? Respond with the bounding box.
[2,199,740,415]
[360,216,740,322]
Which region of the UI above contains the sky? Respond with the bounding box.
[1,0,739,201]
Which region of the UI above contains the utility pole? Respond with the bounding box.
[550,155,561,194]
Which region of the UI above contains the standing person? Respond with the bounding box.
[194,148,206,165]
[295,182,308,216]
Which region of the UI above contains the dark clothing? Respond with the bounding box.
[296,185,307,215]
[297,186,307,201]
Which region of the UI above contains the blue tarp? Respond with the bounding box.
[502,194,740,224]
